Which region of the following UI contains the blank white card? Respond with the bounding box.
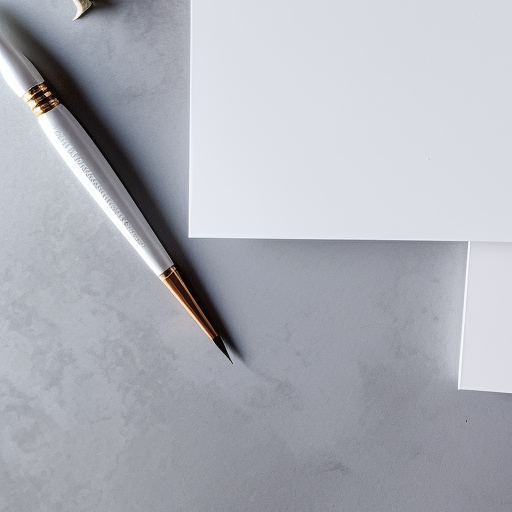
[190,1,512,240]
[459,243,512,393]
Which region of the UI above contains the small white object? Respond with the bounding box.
[459,242,512,393]
[72,0,92,20]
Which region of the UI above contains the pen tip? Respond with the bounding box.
[213,336,232,363]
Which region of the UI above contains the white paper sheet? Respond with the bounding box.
[190,1,512,240]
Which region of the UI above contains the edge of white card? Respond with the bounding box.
[459,242,512,394]
[458,242,472,391]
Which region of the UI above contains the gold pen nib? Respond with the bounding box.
[159,266,232,362]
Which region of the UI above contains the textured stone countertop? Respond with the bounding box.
[1,2,511,511]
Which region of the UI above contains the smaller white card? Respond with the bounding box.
[459,242,512,393]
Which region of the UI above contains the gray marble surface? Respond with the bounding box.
[1,2,512,511]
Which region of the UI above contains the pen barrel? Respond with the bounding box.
[38,104,173,275]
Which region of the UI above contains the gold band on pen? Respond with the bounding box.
[22,82,60,117]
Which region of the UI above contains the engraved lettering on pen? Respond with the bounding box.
[53,129,146,248]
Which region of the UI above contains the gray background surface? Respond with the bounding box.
[0,2,511,511]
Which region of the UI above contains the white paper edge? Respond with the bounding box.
[458,241,471,390]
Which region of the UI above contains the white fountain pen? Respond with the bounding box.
[0,32,231,362]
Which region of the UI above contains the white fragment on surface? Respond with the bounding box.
[72,0,92,20]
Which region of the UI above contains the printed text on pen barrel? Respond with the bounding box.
[53,128,146,248]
